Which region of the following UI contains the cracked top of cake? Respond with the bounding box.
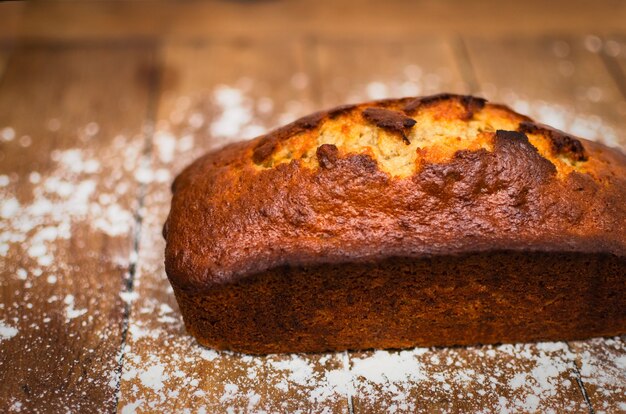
[164,94,626,291]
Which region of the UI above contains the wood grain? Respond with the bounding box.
[0,45,155,412]
[117,40,350,413]
[601,34,626,117]
[13,0,626,41]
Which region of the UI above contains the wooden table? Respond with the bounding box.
[1,1,625,412]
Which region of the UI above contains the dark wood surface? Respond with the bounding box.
[0,2,624,413]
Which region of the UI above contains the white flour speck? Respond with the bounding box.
[0,320,18,340]
[120,399,144,414]
[1,127,15,141]
[120,291,139,304]
[1,198,20,219]
[64,294,88,320]
[139,364,168,392]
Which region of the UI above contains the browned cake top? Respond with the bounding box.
[164,94,626,291]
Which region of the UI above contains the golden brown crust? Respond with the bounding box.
[164,94,626,353]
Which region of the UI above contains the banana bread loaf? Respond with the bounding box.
[163,94,626,354]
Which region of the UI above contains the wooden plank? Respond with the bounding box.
[15,0,626,42]
[464,34,626,413]
[315,37,469,107]
[0,49,11,80]
[601,34,626,115]
[464,35,626,149]
[0,45,155,412]
[350,344,587,413]
[117,40,350,413]
[315,37,588,412]
[0,2,25,41]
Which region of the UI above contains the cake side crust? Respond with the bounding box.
[174,251,626,354]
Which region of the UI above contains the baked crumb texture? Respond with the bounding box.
[164,94,626,354]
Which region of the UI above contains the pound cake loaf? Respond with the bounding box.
[163,94,626,354]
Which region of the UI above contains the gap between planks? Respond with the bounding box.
[113,49,164,409]
[0,42,158,412]
[451,35,480,94]
[599,35,626,101]
[569,345,595,414]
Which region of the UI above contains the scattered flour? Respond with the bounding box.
[0,137,142,269]
[120,399,144,414]
[120,291,139,304]
[0,320,19,340]
[573,337,626,412]
[0,123,147,412]
[351,349,429,384]
[219,383,240,403]
[199,348,219,362]
[2,73,625,413]
[63,294,88,320]
[210,86,254,138]
[1,126,15,141]
[507,96,620,148]
[139,364,169,392]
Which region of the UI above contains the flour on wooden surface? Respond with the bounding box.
[0,135,142,272]
[0,125,146,411]
[63,294,88,321]
[1,126,15,141]
[0,320,18,341]
[572,337,626,413]
[3,73,626,413]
